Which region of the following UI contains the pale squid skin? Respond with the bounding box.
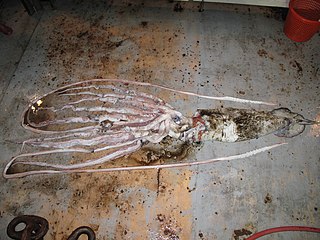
[190,108,312,143]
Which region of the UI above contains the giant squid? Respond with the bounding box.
[3,79,318,178]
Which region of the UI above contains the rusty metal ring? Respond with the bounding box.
[7,215,49,240]
[67,226,96,240]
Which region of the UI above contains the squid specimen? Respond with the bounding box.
[3,79,317,178]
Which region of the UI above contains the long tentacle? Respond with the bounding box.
[8,140,142,171]
[3,143,286,178]
[25,132,136,149]
[74,79,276,105]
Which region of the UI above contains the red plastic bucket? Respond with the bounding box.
[284,0,320,42]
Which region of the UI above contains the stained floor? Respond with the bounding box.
[0,0,319,239]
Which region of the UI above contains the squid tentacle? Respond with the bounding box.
[8,140,142,170]
[3,143,286,178]
[25,132,136,149]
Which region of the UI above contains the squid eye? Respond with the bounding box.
[172,115,181,124]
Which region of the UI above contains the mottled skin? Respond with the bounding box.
[192,108,310,142]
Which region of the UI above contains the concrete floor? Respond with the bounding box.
[0,0,319,239]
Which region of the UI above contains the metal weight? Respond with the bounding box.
[7,215,49,240]
[7,215,95,240]
[67,226,96,240]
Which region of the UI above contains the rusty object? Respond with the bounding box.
[7,215,49,240]
[67,226,96,240]
[7,215,96,240]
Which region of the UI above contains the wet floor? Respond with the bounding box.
[0,0,319,239]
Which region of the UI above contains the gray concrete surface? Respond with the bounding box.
[0,1,319,239]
